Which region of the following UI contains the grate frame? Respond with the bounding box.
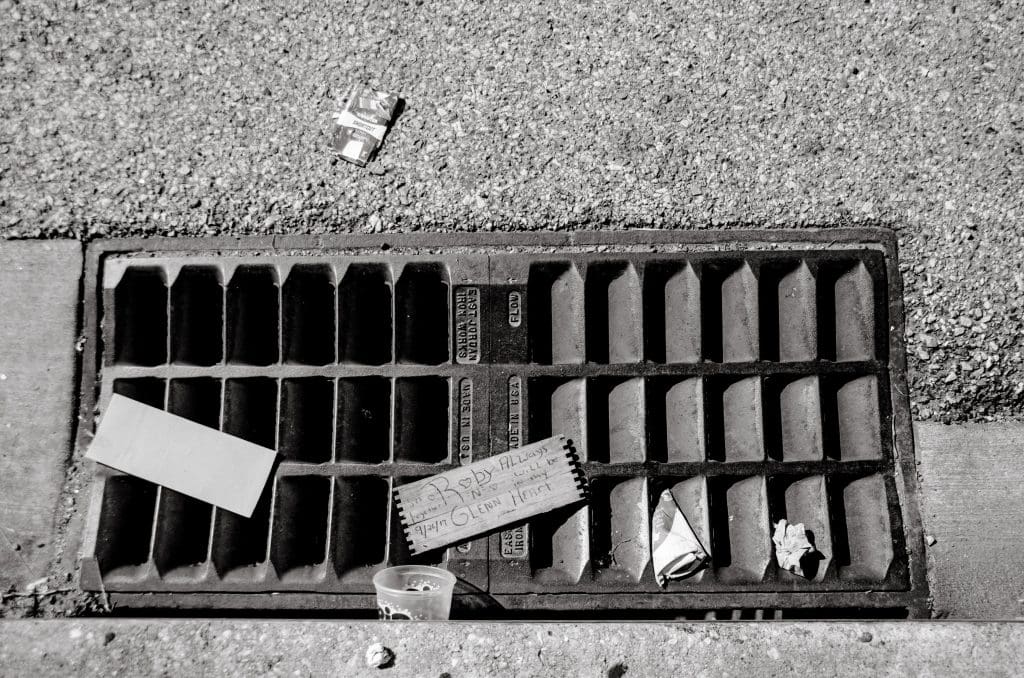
[76,229,927,617]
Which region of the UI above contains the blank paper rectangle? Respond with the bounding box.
[87,394,277,517]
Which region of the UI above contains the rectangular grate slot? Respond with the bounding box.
[821,375,882,461]
[336,377,391,463]
[170,266,223,366]
[764,376,823,462]
[338,263,393,365]
[395,263,449,364]
[702,261,758,362]
[707,376,764,462]
[529,504,590,585]
[587,377,645,463]
[279,378,334,463]
[113,267,168,366]
[282,264,335,365]
[585,262,642,364]
[527,263,585,365]
[709,475,771,583]
[226,265,279,365]
[818,260,880,362]
[211,486,272,580]
[223,378,278,449]
[654,476,711,585]
[767,475,832,582]
[333,477,388,578]
[760,260,816,362]
[591,477,650,583]
[644,261,701,364]
[152,488,212,578]
[270,476,330,581]
[830,474,894,581]
[112,377,166,410]
[394,377,449,463]
[94,475,158,575]
[528,377,587,460]
[168,377,221,428]
[81,233,923,614]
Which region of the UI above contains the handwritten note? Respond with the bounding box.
[394,435,586,554]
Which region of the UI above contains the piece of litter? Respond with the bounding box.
[651,489,709,586]
[85,395,277,517]
[331,85,399,167]
[772,519,816,578]
[365,642,394,669]
[394,435,586,554]
[25,577,48,592]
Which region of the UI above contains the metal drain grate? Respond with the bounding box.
[77,230,927,616]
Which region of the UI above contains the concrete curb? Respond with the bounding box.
[1,620,1022,677]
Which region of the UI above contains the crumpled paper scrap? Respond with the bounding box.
[651,489,709,586]
[772,519,816,577]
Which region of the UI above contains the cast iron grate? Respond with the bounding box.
[78,230,927,616]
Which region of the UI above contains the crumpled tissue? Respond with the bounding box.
[772,519,816,578]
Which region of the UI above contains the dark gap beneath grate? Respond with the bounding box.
[395,264,449,364]
[113,377,165,410]
[212,484,272,578]
[333,477,388,576]
[282,264,335,365]
[279,378,333,463]
[223,378,277,449]
[226,265,279,365]
[152,488,212,576]
[336,377,390,463]
[271,476,330,579]
[113,267,168,366]
[94,475,157,574]
[707,476,734,569]
[339,264,395,366]
[168,378,221,428]
[338,263,393,365]
[170,266,223,366]
[394,377,449,463]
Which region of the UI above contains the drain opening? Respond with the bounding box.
[339,263,392,365]
[279,378,333,463]
[333,477,388,577]
[226,265,279,365]
[170,266,223,366]
[282,264,335,365]
[394,377,449,463]
[270,476,330,581]
[212,485,272,579]
[94,475,158,575]
[395,264,449,364]
[336,377,391,463]
[113,267,168,366]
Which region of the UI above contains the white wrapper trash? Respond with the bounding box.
[772,519,817,578]
[651,489,710,586]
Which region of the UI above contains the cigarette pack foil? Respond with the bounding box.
[331,86,399,167]
[651,489,709,586]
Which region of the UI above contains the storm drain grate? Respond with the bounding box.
[77,230,927,616]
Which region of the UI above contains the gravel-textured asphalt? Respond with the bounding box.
[1,0,1022,422]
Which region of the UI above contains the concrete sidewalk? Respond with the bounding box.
[0,241,82,594]
[1,620,1023,677]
